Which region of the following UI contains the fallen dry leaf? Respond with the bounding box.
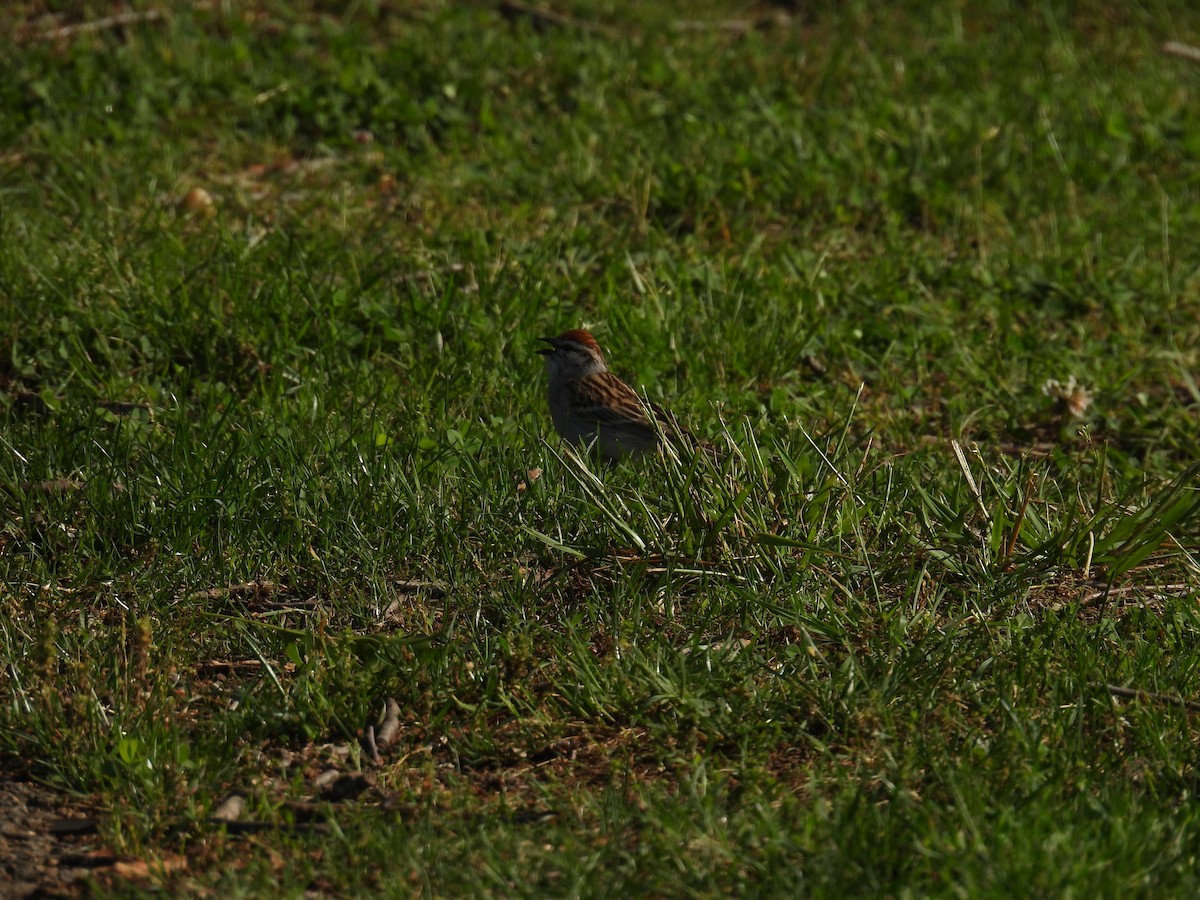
[111,853,188,879]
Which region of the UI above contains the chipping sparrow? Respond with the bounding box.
[538,329,714,462]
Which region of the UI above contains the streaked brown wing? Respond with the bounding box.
[570,372,658,439]
[569,371,720,459]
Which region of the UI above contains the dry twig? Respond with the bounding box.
[364,726,382,766]
[394,578,447,598]
[1102,683,1200,714]
[1163,41,1200,63]
[187,581,280,602]
[498,0,617,37]
[671,14,790,34]
[37,10,164,41]
[376,697,402,747]
[1081,581,1195,608]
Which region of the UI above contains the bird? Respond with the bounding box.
[537,328,716,462]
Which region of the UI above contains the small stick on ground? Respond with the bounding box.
[801,354,828,379]
[48,818,99,836]
[24,478,85,493]
[498,1,618,37]
[672,19,757,34]
[1102,683,1200,714]
[1163,41,1200,63]
[364,726,382,766]
[1081,582,1195,608]
[376,697,402,747]
[211,794,329,833]
[38,10,164,41]
[394,578,448,598]
[188,581,281,602]
[671,14,790,34]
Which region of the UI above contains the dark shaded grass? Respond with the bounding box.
[2,0,1199,894]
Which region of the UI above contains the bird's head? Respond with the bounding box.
[538,329,609,378]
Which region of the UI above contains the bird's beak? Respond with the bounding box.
[536,337,556,355]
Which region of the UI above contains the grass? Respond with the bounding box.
[2,0,1199,895]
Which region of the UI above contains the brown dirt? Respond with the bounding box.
[0,767,104,899]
